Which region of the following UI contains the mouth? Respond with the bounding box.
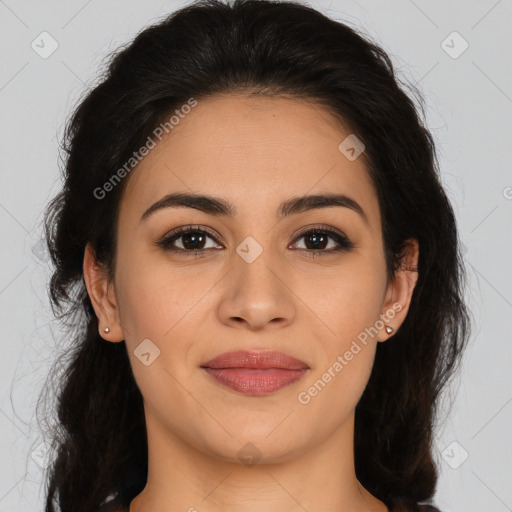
[200,350,310,396]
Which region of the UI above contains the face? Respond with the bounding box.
[85,93,418,465]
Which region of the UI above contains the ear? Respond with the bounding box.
[83,243,124,342]
[377,238,419,342]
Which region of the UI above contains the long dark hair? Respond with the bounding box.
[38,0,471,510]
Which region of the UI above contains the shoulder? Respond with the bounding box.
[388,499,443,512]
[98,491,128,512]
[418,504,442,512]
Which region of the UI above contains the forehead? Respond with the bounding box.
[119,94,380,228]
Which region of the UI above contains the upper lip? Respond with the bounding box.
[201,350,309,370]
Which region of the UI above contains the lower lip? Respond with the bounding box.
[202,368,309,396]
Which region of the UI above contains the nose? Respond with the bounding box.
[217,253,296,332]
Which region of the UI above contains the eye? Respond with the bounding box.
[290,225,355,257]
[156,226,222,256]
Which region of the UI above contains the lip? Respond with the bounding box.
[201,350,309,370]
[201,350,310,396]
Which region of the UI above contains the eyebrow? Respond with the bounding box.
[140,192,370,227]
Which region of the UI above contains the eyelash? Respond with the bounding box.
[156,224,356,258]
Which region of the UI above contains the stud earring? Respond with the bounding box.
[104,327,110,333]
[385,325,394,335]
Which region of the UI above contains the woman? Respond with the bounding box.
[39,0,471,510]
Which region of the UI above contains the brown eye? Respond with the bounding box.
[157,226,222,255]
[290,226,355,257]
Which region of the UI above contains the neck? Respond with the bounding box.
[129,407,388,512]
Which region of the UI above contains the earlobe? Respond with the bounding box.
[83,243,124,342]
[378,238,419,342]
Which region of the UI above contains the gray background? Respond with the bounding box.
[0,0,511,511]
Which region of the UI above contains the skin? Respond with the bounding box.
[83,94,419,512]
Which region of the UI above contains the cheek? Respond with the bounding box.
[115,274,168,342]
[298,266,385,412]
[114,249,188,341]
[295,337,377,437]
[114,267,198,410]
[114,258,209,382]
[305,263,385,413]
[304,263,386,343]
